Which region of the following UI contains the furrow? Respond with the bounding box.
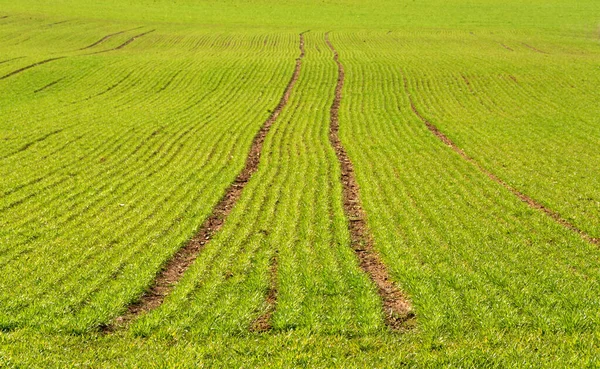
[104,33,306,330]
[33,77,64,93]
[0,57,65,80]
[0,129,65,160]
[403,76,599,246]
[325,33,414,330]
[78,27,143,50]
[0,56,25,65]
[88,29,155,55]
[522,42,549,54]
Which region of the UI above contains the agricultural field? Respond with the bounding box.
[1,0,599,367]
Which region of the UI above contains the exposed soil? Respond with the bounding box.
[522,43,548,54]
[500,43,514,51]
[74,72,133,103]
[325,33,415,331]
[79,27,143,50]
[250,253,278,332]
[89,29,155,55]
[34,77,64,93]
[0,128,65,161]
[104,33,306,332]
[44,20,69,27]
[404,76,598,246]
[159,70,183,92]
[0,56,25,65]
[0,57,65,80]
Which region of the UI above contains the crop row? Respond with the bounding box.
[0,19,300,332]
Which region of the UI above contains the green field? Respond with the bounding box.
[1,0,599,367]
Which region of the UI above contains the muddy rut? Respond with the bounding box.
[325,33,414,331]
[404,76,598,246]
[105,33,306,331]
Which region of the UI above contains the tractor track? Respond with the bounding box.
[79,27,144,50]
[1,29,155,81]
[522,43,548,54]
[103,33,306,331]
[325,32,414,331]
[404,76,598,246]
[0,57,65,80]
[34,77,64,93]
[89,29,156,55]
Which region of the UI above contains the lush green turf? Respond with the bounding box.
[1,0,599,367]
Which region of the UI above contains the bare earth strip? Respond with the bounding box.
[522,43,549,54]
[0,57,25,65]
[106,33,306,331]
[404,76,599,246]
[78,27,144,50]
[250,253,278,332]
[0,129,65,160]
[249,31,310,332]
[325,33,414,331]
[88,29,156,55]
[0,57,65,80]
[34,77,65,93]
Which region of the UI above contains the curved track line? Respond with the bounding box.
[403,76,598,246]
[89,30,156,55]
[0,57,65,80]
[325,33,414,331]
[0,129,65,160]
[78,27,144,50]
[34,77,64,93]
[250,31,308,332]
[522,43,549,54]
[0,57,25,65]
[250,254,278,332]
[104,33,306,331]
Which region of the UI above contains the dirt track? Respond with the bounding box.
[326,33,414,331]
[404,76,598,246]
[105,33,306,331]
[79,27,144,50]
[0,57,65,80]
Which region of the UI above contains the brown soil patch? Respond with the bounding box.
[0,128,65,160]
[89,29,155,55]
[250,253,278,332]
[0,57,65,80]
[79,27,144,50]
[34,77,64,93]
[522,43,548,54]
[325,33,414,331]
[404,76,598,246]
[500,43,513,51]
[104,33,306,332]
[0,57,25,65]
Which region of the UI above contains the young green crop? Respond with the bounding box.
[1,0,599,367]
[0,20,299,332]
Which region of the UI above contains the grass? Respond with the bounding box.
[1,0,599,367]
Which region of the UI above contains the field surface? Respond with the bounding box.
[1,0,599,367]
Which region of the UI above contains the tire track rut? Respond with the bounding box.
[325,33,414,331]
[79,27,144,50]
[404,76,598,246]
[0,57,65,80]
[104,33,306,331]
[89,29,156,55]
[34,77,64,93]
